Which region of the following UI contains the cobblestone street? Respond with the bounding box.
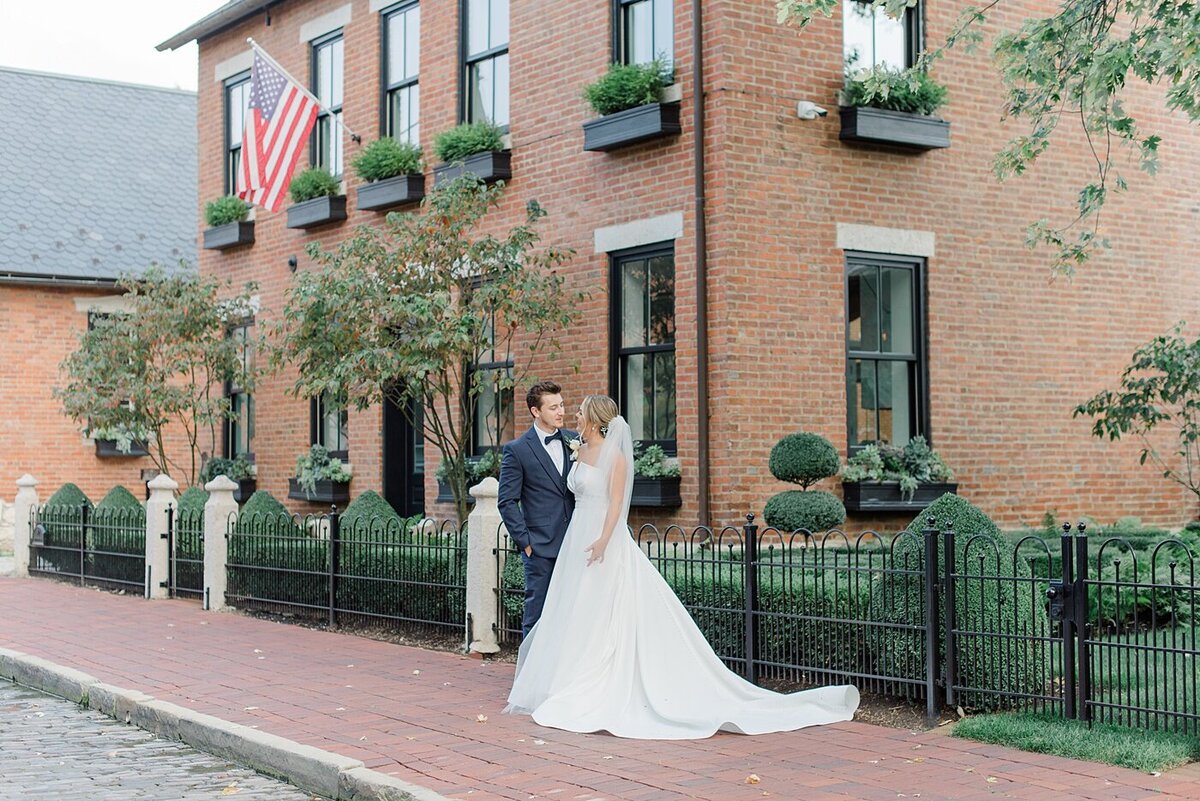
[0,681,322,800]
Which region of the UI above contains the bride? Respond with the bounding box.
[505,394,859,739]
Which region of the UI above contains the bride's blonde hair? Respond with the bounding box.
[580,395,619,437]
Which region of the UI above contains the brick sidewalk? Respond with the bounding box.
[2,576,1198,801]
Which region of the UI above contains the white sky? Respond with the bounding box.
[0,1,228,91]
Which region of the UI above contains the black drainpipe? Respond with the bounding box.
[692,0,710,526]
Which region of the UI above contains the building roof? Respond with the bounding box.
[157,1,274,51]
[0,67,197,285]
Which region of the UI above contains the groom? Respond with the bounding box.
[498,380,576,637]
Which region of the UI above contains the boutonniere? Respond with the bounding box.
[567,436,582,461]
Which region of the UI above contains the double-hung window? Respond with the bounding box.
[312,31,344,175]
[615,0,673,67]
[843,0,921,71]
[845,253,926,451]
[312,392,349,459]
[463,0,509,126]
[612,244,676,454]
[226,322,255,460]
[224,72,251,194]
[383,2,421,144]
[471,310,514,454]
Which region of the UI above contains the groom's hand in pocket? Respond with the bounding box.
[524,545,533,557]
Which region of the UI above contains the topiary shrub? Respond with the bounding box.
[89,485,145,583]
[288,167,341,203]
[38,483,93,571]
[351,138,422,182]
[94,485,142,512]
[870,493,1049,710]
[763,490,847,532]
[226,490,324,609]
[432,122,505,164]
[769,432,841,489]
[45,482,93,510]
[204,195,250,227]
[339,490,406,541]
[583,60,673,116]
[234,490,301,536]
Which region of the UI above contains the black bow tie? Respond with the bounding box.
[543,431,563,445]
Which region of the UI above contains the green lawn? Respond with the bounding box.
[952,712,1200,773]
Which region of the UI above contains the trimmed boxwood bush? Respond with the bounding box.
[763,490,847,533]
[433,122,504,163]
[769,432,840,489]
[37,483,93,572]
[89,485,145,583]
[351,138,422,182]
[583,60,672,116]
[288,167,341,203]
[337,546,465,625]
[871,493,1049,710]
[204,195,250,227]
[174,487,208,563]
[339,490,404,540]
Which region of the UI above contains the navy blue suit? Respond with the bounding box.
[498,424,576,635]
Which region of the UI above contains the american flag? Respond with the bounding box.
[237,48,320,213]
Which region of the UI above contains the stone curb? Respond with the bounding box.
[0,646,451,801]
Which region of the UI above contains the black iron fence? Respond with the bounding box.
[166,505,205,600]
[496,516,1199,732]
[225,509,467,636]
[28,503,146,593]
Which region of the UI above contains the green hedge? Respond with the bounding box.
[763,490,846,532]
[87,485,145,584]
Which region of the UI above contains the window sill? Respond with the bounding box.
[583,101,682,153]
[839,106,951,151]
[203,221,255,251]
[286,195,348,229]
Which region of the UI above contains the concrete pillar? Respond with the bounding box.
[466,477,503,655]
[144,474,179,599]
[12,475,39,578]
[203,476,239,611]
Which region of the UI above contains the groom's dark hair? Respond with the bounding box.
[527,381,562,415]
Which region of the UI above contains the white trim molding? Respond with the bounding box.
[594,212,684,254]
[73,295,134,315]
[369,0,407,11]
[836,223,936,258]
[213,50,253,83]
[299,4,352,43]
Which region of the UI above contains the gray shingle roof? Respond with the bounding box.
[0,67,197,283]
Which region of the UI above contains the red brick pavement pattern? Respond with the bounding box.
[3,577,1199,801]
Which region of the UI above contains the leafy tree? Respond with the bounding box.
[776,0,1194,274]
[56,265,259,486]
[272,177,580,522]
[1075,324,1200,514]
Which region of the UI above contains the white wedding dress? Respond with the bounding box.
[505,416,859,739]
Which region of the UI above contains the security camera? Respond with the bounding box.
[796,101,828,120]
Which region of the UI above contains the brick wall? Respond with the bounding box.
[194,0,1200,530]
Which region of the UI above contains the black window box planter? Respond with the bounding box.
[233,478,257,504]
[839,106,951,150]
[203,221,255,250]
[842,480,958,513]
[286,195,348,230]
[95,439,149,458]
[583,102,682,152]
[435,478,479,505]
[630,476,682,508]
[288,478,350,505]
[433,151,511,185]
[356,174,425,212]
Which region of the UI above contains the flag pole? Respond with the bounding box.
[246,37,362,143]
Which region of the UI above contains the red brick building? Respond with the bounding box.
[161,0,1200,530]
[0,68,196,505]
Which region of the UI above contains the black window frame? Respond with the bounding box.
[224,320,256,462]
[469,306,515,455]
[609,242,677,456]
[844,0,923,71]
[224,71,252,195]
[310,29,345,176]
[843,251,929,455]
[380,0,421,143]
[311,392,349,461]
[612,0,674,68]
[459,0,509,126]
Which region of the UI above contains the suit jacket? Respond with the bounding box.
[498,425,577,558]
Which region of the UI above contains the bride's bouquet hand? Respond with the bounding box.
[585,537,609,566]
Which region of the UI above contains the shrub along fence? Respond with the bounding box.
[29,502,147,592]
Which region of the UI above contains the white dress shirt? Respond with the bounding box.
[534,422,564,476]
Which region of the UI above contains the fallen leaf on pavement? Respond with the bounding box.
[745,774,761,785]
[476,715,488,723]
[221,786,240,796]
[985,777,998,784]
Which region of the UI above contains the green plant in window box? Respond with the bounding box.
[583,60,674,117]
[432,122,505,164]
[288,167,342,203]
[199,454,255,483]
[842,66,948,116]
[294,444,352,496]
[352,138,423,183]
[633,444,680,478]
[89,423,152,454]
[204,196,250,227]
[842,435,954,499]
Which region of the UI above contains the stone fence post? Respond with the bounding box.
[466,477,503,655]
[12,475,39,578]
[203,476,238,611]
[144,474,178,599]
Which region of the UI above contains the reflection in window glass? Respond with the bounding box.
[465,0,509,125]
[619,0,673,67]
[386,3,421,144]
[313,34,344,175]
[615,247,676,451]
[843,0,914,71]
